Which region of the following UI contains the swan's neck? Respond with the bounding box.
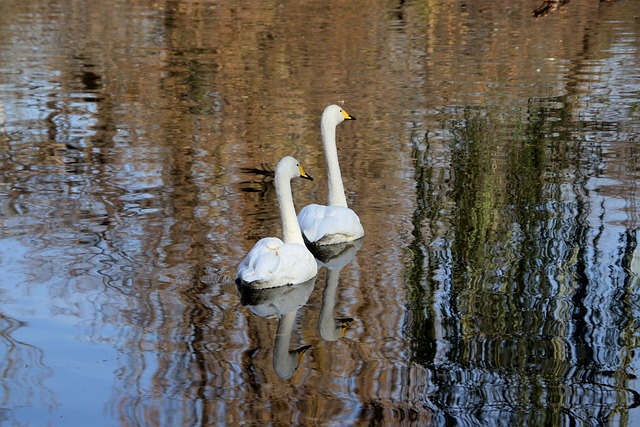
[276,173,305,245]
[321,119,348,208]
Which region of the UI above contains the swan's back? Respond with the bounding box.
[235,237,317,289]
[298,204,364,245]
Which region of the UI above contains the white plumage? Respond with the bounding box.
[297,204,363,245]
[236,156,318,289]
[298,105,364,245]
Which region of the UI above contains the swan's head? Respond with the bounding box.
[276,156,313,181]
[322,104,356,127]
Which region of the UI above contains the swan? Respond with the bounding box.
[236,156,318,289]
[297,104,364,246]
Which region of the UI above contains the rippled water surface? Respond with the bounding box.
[1,0,640,425]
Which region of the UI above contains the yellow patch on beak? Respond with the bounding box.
[341,109,356,120]
[299,165,313,181]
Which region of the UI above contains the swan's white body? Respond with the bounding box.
[236,156,318,289]
[298,105,364,245]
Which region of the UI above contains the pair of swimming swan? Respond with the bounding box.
[235,105,364,289]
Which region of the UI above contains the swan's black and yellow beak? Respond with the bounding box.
[338,317,354,338]
[299,165,313,181]
[341,109,356,120]
[296,345,312,365]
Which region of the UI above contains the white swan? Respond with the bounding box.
[297,104,364,245]
[236,156,318,289]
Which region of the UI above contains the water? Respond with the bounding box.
[1,0,639,425]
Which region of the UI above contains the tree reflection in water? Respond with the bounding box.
[405,104,640,424]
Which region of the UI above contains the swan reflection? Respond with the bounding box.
[310,238,363,341]
[237,277,316,380]
[236,239,362,379]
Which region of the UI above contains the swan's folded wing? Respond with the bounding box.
[236,237,284,284]
[273,243,318,284]
[297,204,325,243]
[298,204,364,244]
[236,238,317,287]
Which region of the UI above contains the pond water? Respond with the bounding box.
[1,0,639,425]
